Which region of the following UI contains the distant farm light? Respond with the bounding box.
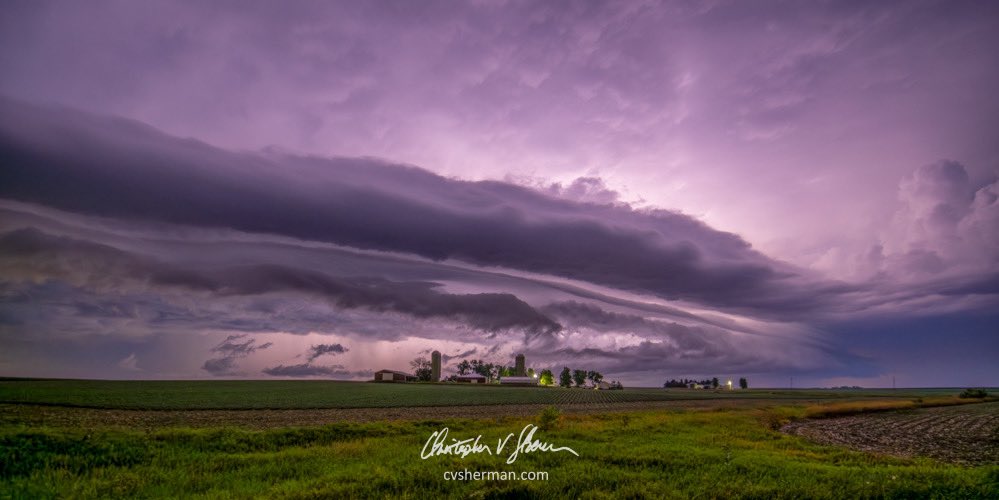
[533,373,538,378]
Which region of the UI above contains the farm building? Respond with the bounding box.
[454,374,487,383]
[515,353,526,376]
[373,370,418,382]
[431,351,441,382]
[596,381,612,390]
[499,376,537,386]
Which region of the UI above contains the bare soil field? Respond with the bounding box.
[783,401,999,466]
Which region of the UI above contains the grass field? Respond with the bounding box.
[1,380,996,498]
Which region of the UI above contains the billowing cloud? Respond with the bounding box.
[307,343,349,361]
[887,160,999,273]
[201,334,273,375]
[809,160,999,300]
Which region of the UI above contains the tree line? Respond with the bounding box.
[551,367,620,389]
[663,377,748,389]
[410,356,618,388]
[410,357,538,382]
[454,359,537,380]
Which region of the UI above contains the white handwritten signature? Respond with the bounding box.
[421,424,579,464]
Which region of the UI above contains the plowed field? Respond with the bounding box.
[784,401,999,465]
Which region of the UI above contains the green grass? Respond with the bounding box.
[1,381,995,498]
[1,406,996,498]
[0,379,969,410]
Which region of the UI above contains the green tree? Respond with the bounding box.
[456,360,471,375]
[572,369,587,387]
[739,377,748,389]
[711,377,719,389]
[409,357,432,382]
[587,371,603,384]
[527,368,536,378]
[539,369,554,386]
[471,360,495,381]
[559,367,572,388]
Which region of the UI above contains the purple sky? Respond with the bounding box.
[1,0,997,387]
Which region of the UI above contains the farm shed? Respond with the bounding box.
[454,374,487,383]
[499,376,537,386]
[374,370,418,382]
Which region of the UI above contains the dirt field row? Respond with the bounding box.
[783,401,999,466]
[0,398,799,429]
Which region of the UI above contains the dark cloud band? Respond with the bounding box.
[0,97,838,316]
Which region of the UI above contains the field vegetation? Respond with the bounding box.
[1,380,996,498]
[0,379,970,410]
[1,403,996,498]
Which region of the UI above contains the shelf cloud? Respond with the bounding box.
[0,0,996,386]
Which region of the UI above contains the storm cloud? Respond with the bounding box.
[0,0,997,386]
[439,348,479,363]
[0,225,561,336]
[263,344,370,378]
[0,103,995,385]
[0,97,834,317]
[202,334,273,375]
[534,300,849,376]
[887,160,999,274]
[307,343,349,362]
[262,363,359,378]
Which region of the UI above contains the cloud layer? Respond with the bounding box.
[0,98,996,386]
[0,96,844,319]
[0,0,997,387]
[2,0,996,271]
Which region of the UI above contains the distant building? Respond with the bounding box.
[431,351,441,382]
[374,369,418,382]
[596,381,613,390]
[499,376,536,386]
[515,353,526,376]
[454,374,487,383]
